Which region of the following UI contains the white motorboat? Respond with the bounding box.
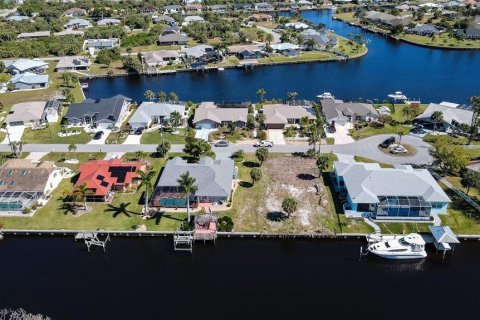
[388,91,408,101]
[317,92,335,99]
[367,233,427,260]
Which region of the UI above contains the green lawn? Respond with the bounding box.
[0,153,185,231]
[40,152,106,171]
[440,190,480,234]
[22,122,92,144]
[401,33,480,50]
[349,123,409,140]
[353,156,394,168]
[140,128,186,144]
[0,61,84,109]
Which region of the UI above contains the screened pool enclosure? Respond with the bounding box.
[0,191,40,212]
[375,196,432,218]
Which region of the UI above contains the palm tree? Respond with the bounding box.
[177,171,198,223]
[250,167,262,185]
[256,88,266,102]
[135,150,147,161]
[287,92,298,102]
[9,141,23,158]
[137,170,156,215]
[316,155,329,178]
[169,92,179,103]
[431,111,444,131]
[73,182,93,210]
[266,33,274,44]
[144,90,155,102]
[170,111,182,133]
[397,127,409,145]
[157,91,167,102]
[68,143,77,161]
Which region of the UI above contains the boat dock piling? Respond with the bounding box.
[75,232,111,252]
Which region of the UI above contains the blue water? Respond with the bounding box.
[87,10,480,104]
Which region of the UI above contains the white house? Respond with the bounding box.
[128,102,187,130]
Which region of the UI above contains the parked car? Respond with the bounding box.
[379,136,395,148]
[214,140,229,147]
[93,131,104,140]
[390,146,408,154]
[254,140,274,147]
[134,127,145,135]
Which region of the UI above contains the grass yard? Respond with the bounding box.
[401,33,480,50]
[88,60,127,76]
[40,152,106,171]
[0,62,84,109]
[140,128,186,144]
[0,153,186,231]
[353,156,394,168]
[21,122,92,144]
[440,190,480,234]
[349,123,410,140]
[333,12,357,23]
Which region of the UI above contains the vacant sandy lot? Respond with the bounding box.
[234,155,333,234]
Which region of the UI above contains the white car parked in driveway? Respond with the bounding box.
[390,144,408,154]
[254,140,274,147]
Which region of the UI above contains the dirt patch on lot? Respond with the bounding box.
[235,155,333,234]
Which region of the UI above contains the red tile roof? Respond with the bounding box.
[75,159,144,196]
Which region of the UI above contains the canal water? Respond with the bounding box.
[87,10,480,104]
[0,237,479,319]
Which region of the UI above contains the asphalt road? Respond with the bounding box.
[0,134,433,165]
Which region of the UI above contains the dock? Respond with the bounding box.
[173,230,193,252]
[75,231,111,252]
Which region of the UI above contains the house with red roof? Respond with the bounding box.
[75,159,146,202]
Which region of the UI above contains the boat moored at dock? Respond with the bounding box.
[366,233,427,260]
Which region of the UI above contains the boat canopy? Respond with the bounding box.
[428,226,460,244]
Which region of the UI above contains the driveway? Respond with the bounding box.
[267,129,285,145]
[195,128,216,141]
[332,134,433,165]
[87,129,111,145]
[256,25,281,44]
[123,134,142,145]
[326,123,354,145]
[1,125,25,144]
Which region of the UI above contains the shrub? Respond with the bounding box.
[231,150,245,161]
[31,203,38,210]
[23,207,32,214]
[256,129,267,140]
[217,216,234,232]
[326,137,335,145]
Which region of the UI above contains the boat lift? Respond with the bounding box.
[75,232,111,252]
[173,230,194,252]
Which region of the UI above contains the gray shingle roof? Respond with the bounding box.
[335,161,451,204]
[321,99,378,122]
[65,95,130,124]
[129,102,185,124]
[156,157,235,198]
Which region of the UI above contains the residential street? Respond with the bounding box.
[256,25,281,44]
[0,135,433,165]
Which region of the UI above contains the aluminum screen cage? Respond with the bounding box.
[0,191,40,211]
[376,195,432,217]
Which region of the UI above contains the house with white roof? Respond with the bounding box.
[7,59,48,75]
[84,38,120,52]
[332,161,451,220]
[415,102,473,132]
[270,43,301,56]
[10,72,49,90]
[128,102,187,130]
[285,22,310,30]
